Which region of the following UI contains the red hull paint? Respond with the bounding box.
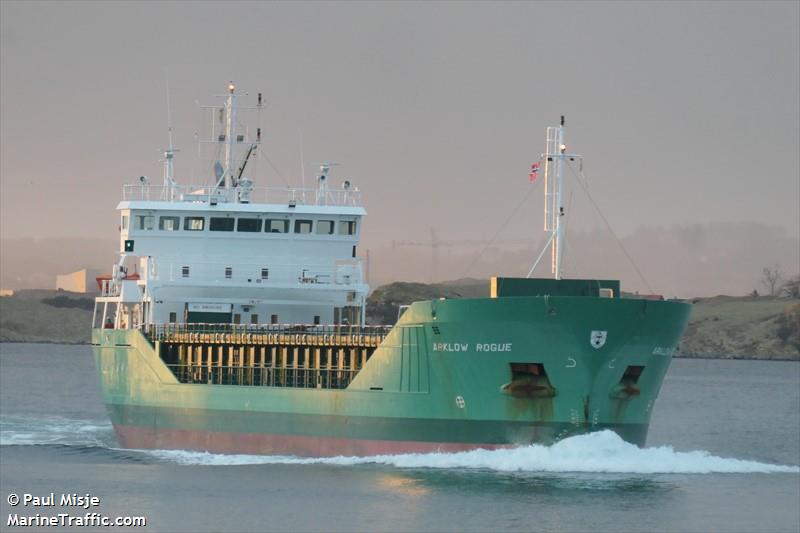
[114,424,510,457]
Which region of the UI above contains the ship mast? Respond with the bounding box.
[528,116,582,280]
[162,71,178,201]
[223,81,237,190]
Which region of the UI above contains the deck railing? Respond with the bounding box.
[123,184,363,207]
[145,323,392,346]
[146,259,363,286]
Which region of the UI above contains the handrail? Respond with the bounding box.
[145,323,392,345]
[145,260,363,286]
[122,184,363,207]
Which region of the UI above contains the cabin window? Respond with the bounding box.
[121,215,129,230]
[294,219,313,234]
[224,266,232,279]
[233,313,241,324]
[237,218,262,232]
[261,268,269,280]
[184,217,205,231]
[210,217,235,231]
[159,216,180,231]
[271,314,278,324]
[316,220,334,235]
[169,312,177,323]
[314,315,321,325]
[250,314,259,325]
[338,220,356,235]
[181,266,190,278]
[265,219,289,233]
[135,215,154,231]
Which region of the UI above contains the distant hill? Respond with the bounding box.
[366,279,489,324]
[0,290,93,344]
[676,296,799,360]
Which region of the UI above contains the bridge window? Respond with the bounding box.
[294,219,312,234]
[338,220,356,235]
[135,215,154,231]
[224,266,232,279]
[184,217,205,231]
[181,266,190,278]
[159,216,180,231]
[261,268,269,279]
[169,312,177,323]
[237,218,262,232]
[271,314,278,324]
[210,217,235,231]
[250,314,259,325]
[317,220,334,235]
[265,219,289,233]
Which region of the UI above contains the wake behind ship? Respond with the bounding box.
[91,83,691,456]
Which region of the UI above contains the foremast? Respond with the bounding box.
[528,116,583,280]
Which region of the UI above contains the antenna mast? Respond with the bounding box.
[527,116,582,280]
[162,70,178,201]
[223,82,237,190]
[200,82,264,201]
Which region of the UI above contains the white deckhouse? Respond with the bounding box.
[94,83,368,330]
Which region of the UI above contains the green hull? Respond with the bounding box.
[92,295,691,456]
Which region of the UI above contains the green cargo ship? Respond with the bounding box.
[91,85,691,456]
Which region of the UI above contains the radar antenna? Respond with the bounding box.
[314,162,339,206]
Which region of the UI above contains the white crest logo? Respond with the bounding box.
[590,330,607,349]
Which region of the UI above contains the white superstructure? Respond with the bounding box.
[94,83,368,330]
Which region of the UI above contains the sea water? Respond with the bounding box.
[1,343,798,532]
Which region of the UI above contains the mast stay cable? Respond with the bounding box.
[565,161,654,294]
[459,183,539,279]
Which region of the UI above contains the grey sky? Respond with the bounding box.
[1,1,798,291]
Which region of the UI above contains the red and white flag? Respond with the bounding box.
[529,161,541,182]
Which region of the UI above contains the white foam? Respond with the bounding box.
[146,431,800,474]
[0,415,114,447]
[4,417,796,474]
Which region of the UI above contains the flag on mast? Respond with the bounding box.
[529,161,541,182]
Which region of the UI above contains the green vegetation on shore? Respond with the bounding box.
[1,284,797,360]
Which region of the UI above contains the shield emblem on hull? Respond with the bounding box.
[590,330,607,349]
